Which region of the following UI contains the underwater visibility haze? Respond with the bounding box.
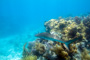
[0,0,90,60]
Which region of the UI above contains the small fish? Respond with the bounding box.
[35,32,81,50]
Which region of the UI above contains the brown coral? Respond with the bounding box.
[81,48,90,60]
[21,55,37,60]
[51,44,70,60]
[45,18,86,42]
[69,44,77,53]
[34,42,45,54]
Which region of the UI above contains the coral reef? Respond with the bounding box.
[51,43,70,60]
[21,14,90,60]
[33,42,46,54]
[81,48,90,60]
[83,15,90,42]
[45,18,86,41]
[74,16,81,24]
[21,55,37,60]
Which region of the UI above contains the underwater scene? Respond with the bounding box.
[0,0,90,60]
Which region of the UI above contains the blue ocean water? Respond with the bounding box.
[0,0,90,60]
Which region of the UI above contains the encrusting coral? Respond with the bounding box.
[51,44,70,60]
[45,18,87,42]
[34,42,46,54]
[21,14,90,60]
[81,48,90,60]
[83,15,90,41]
[21,55,37,60]
[69,44,77,54]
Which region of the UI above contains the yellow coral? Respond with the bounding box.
[77,22,86,39]
[69,44,77,53]
[51,44,70,60]
[45,17,87,41]
[21,55,37,60]
[81,48,90,60]
[34,42,45,54]
[59,19,66,23]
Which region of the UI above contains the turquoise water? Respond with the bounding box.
[0,0,90,60]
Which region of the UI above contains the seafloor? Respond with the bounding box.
[0,28,44,60]
[21,15,90,60]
